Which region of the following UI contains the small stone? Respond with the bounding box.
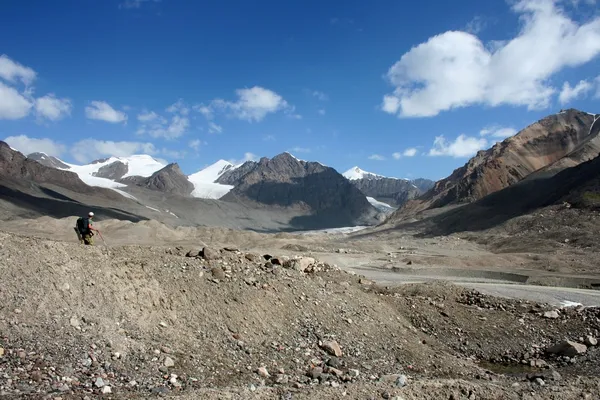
[112,352,121,360]
[326,357,340,368]
[185,250,200,257]
[69,316,81,328]
[396,374,407,387]
[14,308,22,314]
[102,386,112,394]
[257,366,270,377]
[551,370,562,381]
[94,377,105,388]
[331,381,340,388]
[348,369,360,378]
[211,267,226,280]
[584,336,597,346]
[0,348,4,357]
[546,340,587,357]
[307,367,323,379]
[535,378,545,386]
[202,247,220,261]
[321,340,342,357]
[159,321,168,328]
[161,346,173,354]
[543,311,559,319]
[164,357,175,367]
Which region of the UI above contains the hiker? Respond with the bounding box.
[76,212,100,245]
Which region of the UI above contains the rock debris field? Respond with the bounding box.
[0,230,599,399]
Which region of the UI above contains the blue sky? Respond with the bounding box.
[1,0,599,180]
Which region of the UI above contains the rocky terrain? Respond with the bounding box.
[0,224,599,399]
[394,109,599,218]
[26,152,70,170]
[343,167,434,208]
[121,163,195,196]
[220,153,380,227]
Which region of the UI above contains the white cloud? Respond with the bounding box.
[318,109,326,115]
[480,126,518,138]
[70,139,158,163]
[368,154,386,161]
[392,148,418,159]
[85,101,128,123]
[200,86,293,122]
[161,148,186,159]
[119,0,160,9]
[290,146,311,153]
[34,94,72,121]
[0,54,36,86]
[189,139,203,151]
[429,134,488,157]
[194,104,213,120]
[465,16,487,34]
[166,99,190,115]
[312,90,329,101]
[558,79,593,104]
[137,110,160,122]
[0,82,32,119]
[228,152,259,165]
[136,103,190,139]
[381,0,600,117]
[208,122,223,134]
[4,135,66,157]
[403,148,418,157]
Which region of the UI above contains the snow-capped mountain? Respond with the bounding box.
[187,160,238,199]
[343,166,434,208]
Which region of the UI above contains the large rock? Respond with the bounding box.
[283,257,315,272]
[93,161,128,180]
[202,247,220,261]
[546,340,587,357]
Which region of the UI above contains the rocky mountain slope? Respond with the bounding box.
[343,167,434,207]
[26,152,70,169]
[220,153,380,227]
[120,163,194,196]
[393,109,598,218]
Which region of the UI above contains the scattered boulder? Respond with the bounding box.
[257,366,270,377]
[543,310,559,319]
[321,340,342,357]
[211,267,226,280]
[283,257,315,272]
[546,340,587,357]
[185,249,201,258]
[164,357,175,368]
[202,247,220,261]
[263,254,273,260]
[584,336,597,346]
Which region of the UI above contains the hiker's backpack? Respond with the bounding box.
[76,217,89,235]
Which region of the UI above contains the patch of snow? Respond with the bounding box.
[62,155,166,186]
[110,188,138,200]
[588,114,600,136]
[145,206,161,212]
[284,152,305,162]
[76,174,127,189]
[190,182,234,199]
[188,160,235,183]
[166,210,179,218]
[366,196,396,211]
[293,226,369,235]
[188,160,237,199]
[560,300,583,308]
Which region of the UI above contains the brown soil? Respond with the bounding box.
[1,229,599,399]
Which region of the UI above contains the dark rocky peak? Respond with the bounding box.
[27,152,70,170]
[216,160,258,185]
[120,163,194,196]
[93,161,128,180]
[90,157,110,164]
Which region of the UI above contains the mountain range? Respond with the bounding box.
[2,108,599,233]
[389,108,600,223]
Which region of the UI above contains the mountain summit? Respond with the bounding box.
[343,166,434,208]
[393,108,599,219]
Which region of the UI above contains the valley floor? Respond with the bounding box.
[1,207,599,398]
